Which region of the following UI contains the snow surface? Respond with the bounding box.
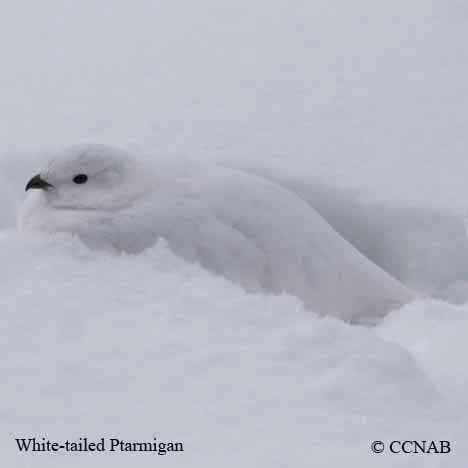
[2,231,468,468]
[2,1,468,466]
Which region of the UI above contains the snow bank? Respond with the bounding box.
[1,231,467,467]
[378,300,468,403]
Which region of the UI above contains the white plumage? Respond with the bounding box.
[18,144,415,323]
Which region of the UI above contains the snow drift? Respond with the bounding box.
[1,231,468,468]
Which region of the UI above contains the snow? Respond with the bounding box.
[1,231,468,467]
[2,1,468,466]
[378,300,468,404]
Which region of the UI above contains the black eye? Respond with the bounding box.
[73,174,88,185]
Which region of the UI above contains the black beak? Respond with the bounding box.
[25,174,54,192]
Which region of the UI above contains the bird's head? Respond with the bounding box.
[24,144,148,211]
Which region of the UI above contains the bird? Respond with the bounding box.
[18,143,415,323]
